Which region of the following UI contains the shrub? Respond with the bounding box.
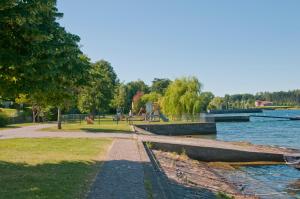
[0,113,9,127]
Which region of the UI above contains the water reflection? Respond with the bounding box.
[287,179,300,199]
[236,165,300,199]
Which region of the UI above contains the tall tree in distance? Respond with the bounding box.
[78,60,117,116]
[151,78,171,95]
[111,83,128,112]
[123,80,150,112]
[161,76,203,117]
[199,92,215,111]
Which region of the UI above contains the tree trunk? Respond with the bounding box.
[57,107,62,129]
[32,109,36,123]
[91,107,96,120]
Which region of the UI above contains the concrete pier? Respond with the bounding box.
[140,135,296,162]
[134,122,217,136]
[208,109,262,114]
[204,115,250,122]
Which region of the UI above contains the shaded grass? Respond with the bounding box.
[0,138,112,199]
[0,122,38,131]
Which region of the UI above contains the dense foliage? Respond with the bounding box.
[215,90,300,110]
[0,0,90,128]
[78,60,117,115]
[150,78,171,95]
[0,112,8,127]
[161,77,203,116]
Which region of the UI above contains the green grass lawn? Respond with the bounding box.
[0,122,38,131]
[42,119,132,133]
[0,138,112,199]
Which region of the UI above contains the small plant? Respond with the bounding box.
[179,148,189,160]
[180,148,187,156]
[217,192,234,199]
[145,142,153,149]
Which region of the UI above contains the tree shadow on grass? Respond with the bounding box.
[0,125,22,130]
[88,159,217,199]
[0,159,217,199]
[0,160,102,199]
[80,128,132,133]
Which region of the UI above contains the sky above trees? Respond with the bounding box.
[57,0,300,96]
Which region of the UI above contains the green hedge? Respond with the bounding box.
[0,113,9,127]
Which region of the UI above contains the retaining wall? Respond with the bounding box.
[149,142,284,162]
[134,123,216,135]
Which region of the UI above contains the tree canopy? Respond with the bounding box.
[0,0,90,128]
[78,60,117,115]
[151,78,171,95]
[161,77,203,116]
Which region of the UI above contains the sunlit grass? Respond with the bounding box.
[0,138,112,199]
[41,119,132,133]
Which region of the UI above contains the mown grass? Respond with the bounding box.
[41,116,207,133]
[42,122,132,133]
[0,138,112,199]
[0,123,38,131]
[41,117,132,133]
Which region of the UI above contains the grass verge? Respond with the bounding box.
[0,123,38,131]
[0,138,112,199]
[41,122,132,133]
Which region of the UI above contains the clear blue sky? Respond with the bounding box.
[57,0,300,96]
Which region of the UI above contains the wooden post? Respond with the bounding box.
[57,107,62,129]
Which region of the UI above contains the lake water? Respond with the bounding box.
[215,110,300,198]
[217,110,300,149]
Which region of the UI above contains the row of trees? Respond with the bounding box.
[112,77,215,117]
[206,90,300,110]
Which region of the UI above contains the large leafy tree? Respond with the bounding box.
[123,80,149,113]
[208,97,224,110]
[78,60,117,116]
[0,0,91,128]
[111,83,128,111]
[151,78,171,95]
[161,77,203,117]
[0,0,62,97]
[199,92,214,111]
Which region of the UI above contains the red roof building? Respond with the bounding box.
[255,100,273,107]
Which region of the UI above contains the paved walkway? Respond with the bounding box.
[87,139,147,199]
[0,124,133,139]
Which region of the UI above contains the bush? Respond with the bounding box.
[0,113,9,127]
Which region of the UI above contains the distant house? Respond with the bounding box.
[255,100,273,107]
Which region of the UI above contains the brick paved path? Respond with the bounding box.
[87,139,147,199]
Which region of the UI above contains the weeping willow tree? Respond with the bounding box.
[161,76,203,119]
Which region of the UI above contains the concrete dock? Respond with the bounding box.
[204,115,250,122]
[134,123,217,136]
[139,135,297,162]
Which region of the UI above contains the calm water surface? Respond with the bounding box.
[215,110,300,198]
[217,110,300,149]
